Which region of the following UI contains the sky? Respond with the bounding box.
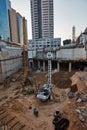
[10,0,87,42]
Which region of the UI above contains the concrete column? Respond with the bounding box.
[38,61,40,69]
[43,61,45,72]
[57,62,60,72]
[69,62,72,72]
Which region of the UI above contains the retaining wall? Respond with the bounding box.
[56,47,86,60]
[0,47,23,83]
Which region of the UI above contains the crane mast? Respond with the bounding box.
[23,17,28,84]
[48,59,52,87]
[47,52,53,99]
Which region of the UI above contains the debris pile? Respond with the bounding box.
[75,90,87,127]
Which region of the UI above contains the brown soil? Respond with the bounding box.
[52,71,75,89]
[0,71,87,130]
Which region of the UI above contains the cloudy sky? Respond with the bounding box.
[10,0,87,41]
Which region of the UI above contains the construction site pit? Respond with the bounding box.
[0,71,87,130]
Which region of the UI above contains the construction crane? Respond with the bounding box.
[23,17,28,85]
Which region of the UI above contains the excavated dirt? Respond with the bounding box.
[0,71,87,130]
[34,71,75,89]
[52,71,75,89]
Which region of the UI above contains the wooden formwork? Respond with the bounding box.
[0,107,26,130]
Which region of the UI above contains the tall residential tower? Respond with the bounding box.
[30,0,54,40]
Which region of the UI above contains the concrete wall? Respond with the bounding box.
[56,47,86,60]
[0,47,23,82]
[74,48,86,60]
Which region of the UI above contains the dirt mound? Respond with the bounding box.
[71,72,87,91]
[52,71,75,89]
[34,71,75,89]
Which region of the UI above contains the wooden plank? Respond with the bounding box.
[7,119,19,130]
[2,116,16,125]
[0,110,6,115]
[0,113,9,121]
[21,126,29,130]
[18,125,25,130]
[11,123,25,130]
[0,109,26,130]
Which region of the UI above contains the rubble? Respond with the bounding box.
[76,98,82,103]
[78,115,85,122]
[75,109,81,114]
